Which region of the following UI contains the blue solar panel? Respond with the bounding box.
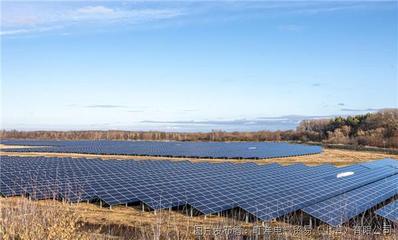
[376,200,398,222]
[302,174,398,226]
[238,165,397,221]
[359,158,398,169]
[1,139,322,159]
[1,156,397,226]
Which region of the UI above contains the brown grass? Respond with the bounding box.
[0,197,93,240]
[1,197,396,240]
[0,197,267,239]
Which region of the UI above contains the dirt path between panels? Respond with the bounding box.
[0,144,396,166]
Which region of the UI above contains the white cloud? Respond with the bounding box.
[0,29,32,36]
[76,6,115,15]
[0,26,61,36]
[1,3,184,36]
[1,1,387,37]
[70,6,184,23]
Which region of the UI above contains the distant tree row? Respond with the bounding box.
[0,129,292,142]
[1,109,397,148]
[294,109,398,148]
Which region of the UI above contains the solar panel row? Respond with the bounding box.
[360,158,398,169]
[376,200,398,223]
[302,174,398,226]
[1,156,398,225]
[1,140,323,159]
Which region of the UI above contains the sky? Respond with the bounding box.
[1,1,397,132]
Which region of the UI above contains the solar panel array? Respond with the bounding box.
[376,200,398,223]
[1,140,322,159]
[302,174,398,226]
[360,158,398,169]
[1,155,398,225]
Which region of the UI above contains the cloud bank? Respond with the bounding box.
[1,1,387,36]
[1,3,184,36]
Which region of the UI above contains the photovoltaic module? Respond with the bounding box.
[1,155,397,226]
[1,140,322,159]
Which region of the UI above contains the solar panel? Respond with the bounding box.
[1,139,322,159]
[302,174,398,226]
[238,165,397,221]
[376,200,398,222]
[359,158,398,169]
[1,156,397,226]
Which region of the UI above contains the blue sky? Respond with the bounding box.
[1,1,397,131]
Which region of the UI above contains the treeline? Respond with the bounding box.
[1,109,397,148]
[295,109,398,148]
[0,129,292,142]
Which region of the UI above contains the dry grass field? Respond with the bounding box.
[2,197,395,240]
[1,145,397,239]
